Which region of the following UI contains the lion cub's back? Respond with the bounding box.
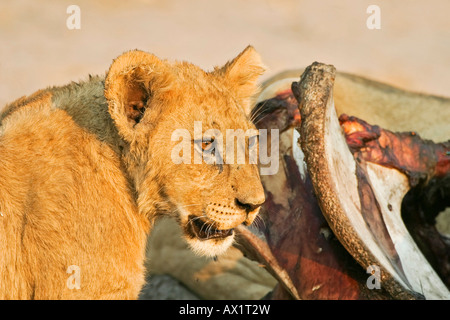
[0,82,148,299]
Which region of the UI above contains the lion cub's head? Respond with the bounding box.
[104,46,266,257]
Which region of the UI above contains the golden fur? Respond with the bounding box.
[0,46,266,299]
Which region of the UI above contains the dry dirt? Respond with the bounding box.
[2,0,450,107]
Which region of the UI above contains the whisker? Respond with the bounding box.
[206,223,212,239]
[197,215,210,234]
[252,111,274,126]
[178,203,203,208]
[206,220,218,240]
[250,109,264,124]
[186,214,207,226]
[253,214,266,231]
[250,100,269,123]
[251,98,273,122]
[201,222,209,235]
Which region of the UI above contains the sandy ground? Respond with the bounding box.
[139,275,200,300]
[2,0,450,108]
[1,0,449,299]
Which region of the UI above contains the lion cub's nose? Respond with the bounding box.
[235,194,265,213]
[233,178,266,214]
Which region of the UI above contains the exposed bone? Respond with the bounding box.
[234,225,301,300]
[292,62,450,299]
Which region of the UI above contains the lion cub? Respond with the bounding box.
[0,46,266,299]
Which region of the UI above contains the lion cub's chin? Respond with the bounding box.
[184,235,235,258]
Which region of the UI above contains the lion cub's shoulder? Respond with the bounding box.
[1,75,104,123]
[0,75,121,147]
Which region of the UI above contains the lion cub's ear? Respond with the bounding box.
[104,50,172,142]
[216,46,266,115]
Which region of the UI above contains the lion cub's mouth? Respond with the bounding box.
[187,215,234,240]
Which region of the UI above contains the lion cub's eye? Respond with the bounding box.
[195,138,216,156]
[201,139,214,151]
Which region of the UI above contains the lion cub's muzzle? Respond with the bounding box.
[187,199,263,241]
[187,215,234,240]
